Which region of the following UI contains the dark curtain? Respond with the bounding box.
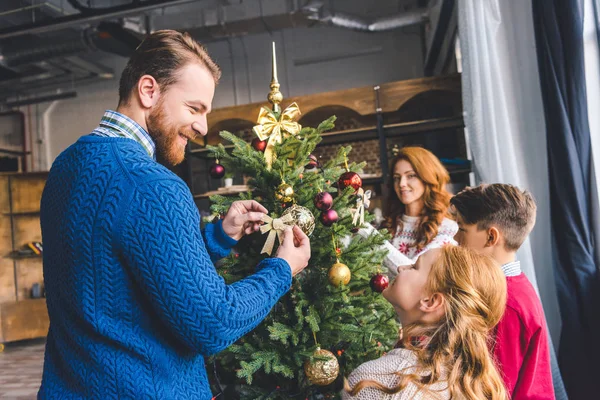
[532,0,600,398]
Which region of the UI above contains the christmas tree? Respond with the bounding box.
[206,43,398,399]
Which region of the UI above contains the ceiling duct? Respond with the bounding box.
[179,2,428,43]
[0,0,200,40]
[0,0,428,44]
[0,22,141,67]
[301,1,428,32]
[3,90,77,108]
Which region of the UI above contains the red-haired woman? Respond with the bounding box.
[382,147,457,266]
[348,147,457,276]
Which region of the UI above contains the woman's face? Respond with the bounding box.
[393,159,426,209]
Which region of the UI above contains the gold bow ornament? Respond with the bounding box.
[352,188,372,226]
[260,213,295,255]
[252,102,302,169]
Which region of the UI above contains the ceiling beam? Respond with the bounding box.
[0,0,204,40]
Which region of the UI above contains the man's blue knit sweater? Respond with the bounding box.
[38,135,291,399]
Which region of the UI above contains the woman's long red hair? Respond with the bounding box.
[385,147,452,250]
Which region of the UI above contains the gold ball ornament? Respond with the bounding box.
[275,183,295,203]
[304,348,340,386]
[282,204,315,236]
[328,262,351,287]
[268,89,284,106]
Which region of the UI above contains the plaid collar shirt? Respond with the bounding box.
[91,110,156,160]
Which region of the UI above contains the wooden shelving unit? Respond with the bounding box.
[6,252,43,260]
[3,211,40,216]
[186,74,469,214]
[0,172,49,348]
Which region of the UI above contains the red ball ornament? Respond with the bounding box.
[251,137,268,152]
[306,154,318,169]
[320,209,338,227]
[338,171,362,192]
[314,192,333,211]
[370,274,389,293]
[209,163,225,179]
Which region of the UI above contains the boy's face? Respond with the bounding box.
[454,213,492,255]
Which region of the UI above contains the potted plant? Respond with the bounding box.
[224,172,234,188]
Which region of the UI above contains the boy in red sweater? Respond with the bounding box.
[450,184,554,399]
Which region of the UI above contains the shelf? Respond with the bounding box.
[4,211,40,216]
[191,166,472,199]
[0,171,49,178]
[360,168,471,187]
[0,172,48,344]
[0,299,49,343]
[383,117,464,138]
[0,148,31,156]
[5,252,42,260]
[194,185,252,199]
[447,167,472,175]
[320,117,465,145]
[188,117,466,157]
[190,145,234,155]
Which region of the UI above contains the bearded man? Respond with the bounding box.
[39,30,310,399]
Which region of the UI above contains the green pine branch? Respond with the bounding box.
[205,115,399,399]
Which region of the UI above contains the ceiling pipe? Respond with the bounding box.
[0,0,204,40]
[0,22,140,67]
[302,1,428,32]
[0,2,66,18]
[0,0,428,50]
[1,33,91,67]
[3,91,77,108]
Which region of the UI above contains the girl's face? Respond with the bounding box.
[383,248,441,325]
[393,160,425,210]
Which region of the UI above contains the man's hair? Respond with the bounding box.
[118,30,221,105]
[450,184,537,251]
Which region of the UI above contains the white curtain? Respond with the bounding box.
[457,0,562,342]
[584,0,600,269]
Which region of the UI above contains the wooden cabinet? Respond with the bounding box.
[186,74,469,213]
[0,172,49,349]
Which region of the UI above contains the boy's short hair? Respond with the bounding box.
[450,184,537,251]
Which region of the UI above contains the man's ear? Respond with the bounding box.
[485,227,500,247]
[419,292,445,314]
[137,75,161,109]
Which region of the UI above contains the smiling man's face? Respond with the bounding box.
[147,62,215,166]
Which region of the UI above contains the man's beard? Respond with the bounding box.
[146,101,186,166]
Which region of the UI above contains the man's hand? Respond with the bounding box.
[221,200,268,241]
[276,226,311,276]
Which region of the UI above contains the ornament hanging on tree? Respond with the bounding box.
[319,209,338,227]
[328,261,351,287]
[275,182,295,203]
[338,150,362,192]
[351,188,371,226]
[259,213,295,255]
[304,348,340,386]
[306,154,318,169]
[251,137,268,152]
[370,273,389,293]
[338,171,362,192]
[252,103,302,169]
[314,191,333,211]
[209,160,225,179]
[282,204,315,236]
